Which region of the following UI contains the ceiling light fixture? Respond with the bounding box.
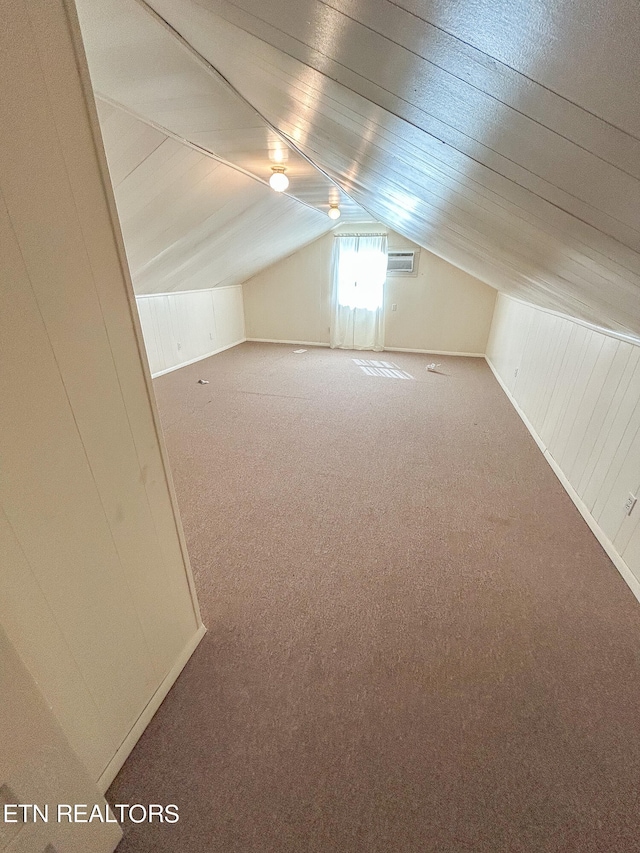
[269,165,289,192]
[328,204,341,220]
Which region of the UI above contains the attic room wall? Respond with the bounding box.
[0,625,121,852]
[93,100,344,376]
[244,232,333,346]
[242,229,496,354]
[0,0,202,794]
[136,286,245,376]
[487,294,640,598]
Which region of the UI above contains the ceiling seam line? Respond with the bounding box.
[113,138,167,188]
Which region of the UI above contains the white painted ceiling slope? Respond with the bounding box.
[77,0,640,335]
[75,0,375,295]
[97,100,335,293]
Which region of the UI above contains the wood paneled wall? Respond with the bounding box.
[487,294,640,596]
[0,0,202,794]
[137,285,246,376]
[0,627,122,852]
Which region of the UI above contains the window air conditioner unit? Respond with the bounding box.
[387,251,417,275]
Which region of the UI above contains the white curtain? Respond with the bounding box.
[330,235,388,351]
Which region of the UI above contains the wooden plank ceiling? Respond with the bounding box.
[96,100,335,293]
[75,0,374,294]
[76,0,640,334]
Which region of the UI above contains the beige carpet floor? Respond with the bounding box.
[109,343,640,852]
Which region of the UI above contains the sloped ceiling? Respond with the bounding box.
[96,100,334,292]
[75,0,374,222]
[79,0,640,337]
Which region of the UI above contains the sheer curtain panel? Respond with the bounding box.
[330,235,388,351]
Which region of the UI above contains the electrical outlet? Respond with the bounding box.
[177,342,182,350]
[624,493,637,516]
[514,367,519,378]
[391,303,397,311]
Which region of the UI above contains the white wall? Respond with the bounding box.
[0,626,122,852]
[243,234,333,345]
[242,229,496,354]
[137,285,246,376]
[487,293,640,596]
[0,0,202,798]
[384,232,497,354]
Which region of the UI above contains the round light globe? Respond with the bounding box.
[269,171,289,192]
[328,206,341,220]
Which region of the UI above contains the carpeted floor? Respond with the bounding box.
[109,343,640,852]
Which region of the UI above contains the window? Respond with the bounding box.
[331,234,388,350]
[336,236,387,311]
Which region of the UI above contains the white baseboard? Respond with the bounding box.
[151,339,245,378]
[97,623,206,792]
[384,347,485,357]
[245,340,484,357]
[246,338,330,347]
[485,356,640,606]
[484,357,547,454]
[542,447,640,604]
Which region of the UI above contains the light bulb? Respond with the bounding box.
[269,167,289,192]
[328,205,341,220]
